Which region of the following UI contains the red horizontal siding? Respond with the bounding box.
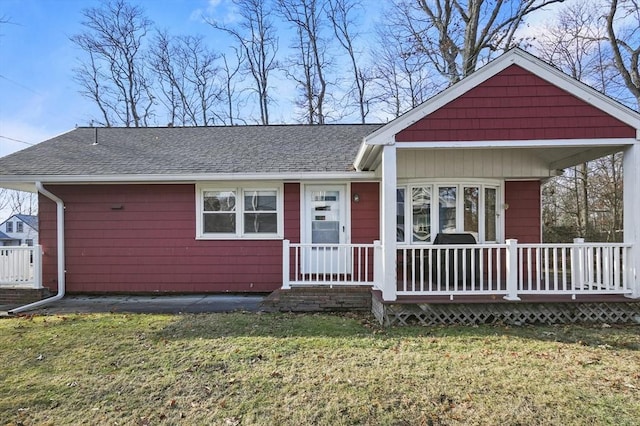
[505,181,541,243]
[40,184,298,293]
[350,182,379,282]
[284,183,301,243]
[396,65,636,142]
[351,182,380,243]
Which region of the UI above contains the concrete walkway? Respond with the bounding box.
[1,294,266,315]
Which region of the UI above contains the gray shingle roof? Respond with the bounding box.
[14,214,38,231]
[0,125,382,178]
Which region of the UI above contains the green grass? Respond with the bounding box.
[1,312,639,425]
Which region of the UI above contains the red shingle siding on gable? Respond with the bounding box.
[396,65,635,142]
[351,182,380,243]
[505,181,541,243]
[40,184,297,293]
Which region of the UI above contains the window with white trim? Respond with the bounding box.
[397,182,500,244]
[6,222,13,233]
[197,184,283,239]
[16,221,24,233]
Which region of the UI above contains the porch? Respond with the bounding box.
[282,239,638,302]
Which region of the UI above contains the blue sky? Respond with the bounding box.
[0,0,569,159]
[0,0,249,157]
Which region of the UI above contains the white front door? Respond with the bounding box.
[303,185,349,274]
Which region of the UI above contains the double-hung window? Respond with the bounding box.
[197,184,283,239]
[397,182,500,244]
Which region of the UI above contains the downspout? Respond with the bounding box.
[9,183,65,314]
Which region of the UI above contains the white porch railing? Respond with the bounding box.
[282,240,381,288]
[282,240,635,299]
[517,241,632,296]
[396,239,633,299]
[397,243,509,296]
[0,246,42,288]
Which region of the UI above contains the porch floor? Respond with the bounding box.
[392,293,634,305]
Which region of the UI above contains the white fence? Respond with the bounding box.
[0,246,42,288]
[282,240,380,288]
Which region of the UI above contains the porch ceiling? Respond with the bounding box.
[358,143,629,174]
[527,144,626,170]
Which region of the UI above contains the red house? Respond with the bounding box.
[1,49,639,323]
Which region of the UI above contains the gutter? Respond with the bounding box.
[9,183,65,314]
[0,171,378,186]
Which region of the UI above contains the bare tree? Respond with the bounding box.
[372,4,435,118]
[537,1,626,242]
[391,0,564,86]
[208,0,279,125]
[326,0,374,123]
[536,2,608,82]
[1,190,37,216]
[606,0,640,108]
[151,32,222,126]
[536,1,606,239]
[219,49,248,126]
[278,0,332,124]
[71,0,154,127]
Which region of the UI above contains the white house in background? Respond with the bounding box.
[0,214,39,246]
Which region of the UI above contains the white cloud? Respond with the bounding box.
[191,0,242,25]
[514,0,589,43]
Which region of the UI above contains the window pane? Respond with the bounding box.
[463,187,479,239]
[203,213,236,233]
[244,213,277,233]
[412,187,431,242]
[438,186,457,233]
[397,188,405,242]
[204,191,236,212]
[311,220,340,243]
[244,190,277,211]
[485,188,497,241]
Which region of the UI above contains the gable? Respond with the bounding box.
[395,64,636,142]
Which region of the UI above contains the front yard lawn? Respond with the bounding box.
[1,312,638,425]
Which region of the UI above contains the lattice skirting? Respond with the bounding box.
[372,297,640,326]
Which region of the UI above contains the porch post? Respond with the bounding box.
[373,240,382,288]
[623,142,640,298]
[572,238,585,292]
[33,246,43,289]
[381,144,397,301]
[503,239,521,301]
[282,239,291,289]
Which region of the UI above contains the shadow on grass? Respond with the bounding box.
[152,311,640,351]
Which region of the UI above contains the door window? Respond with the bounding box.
[310,190,341,244]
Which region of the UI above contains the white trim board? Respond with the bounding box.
[0,171,377,189]
[394,138,636,149]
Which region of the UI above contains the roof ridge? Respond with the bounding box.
[74,123,385,130]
